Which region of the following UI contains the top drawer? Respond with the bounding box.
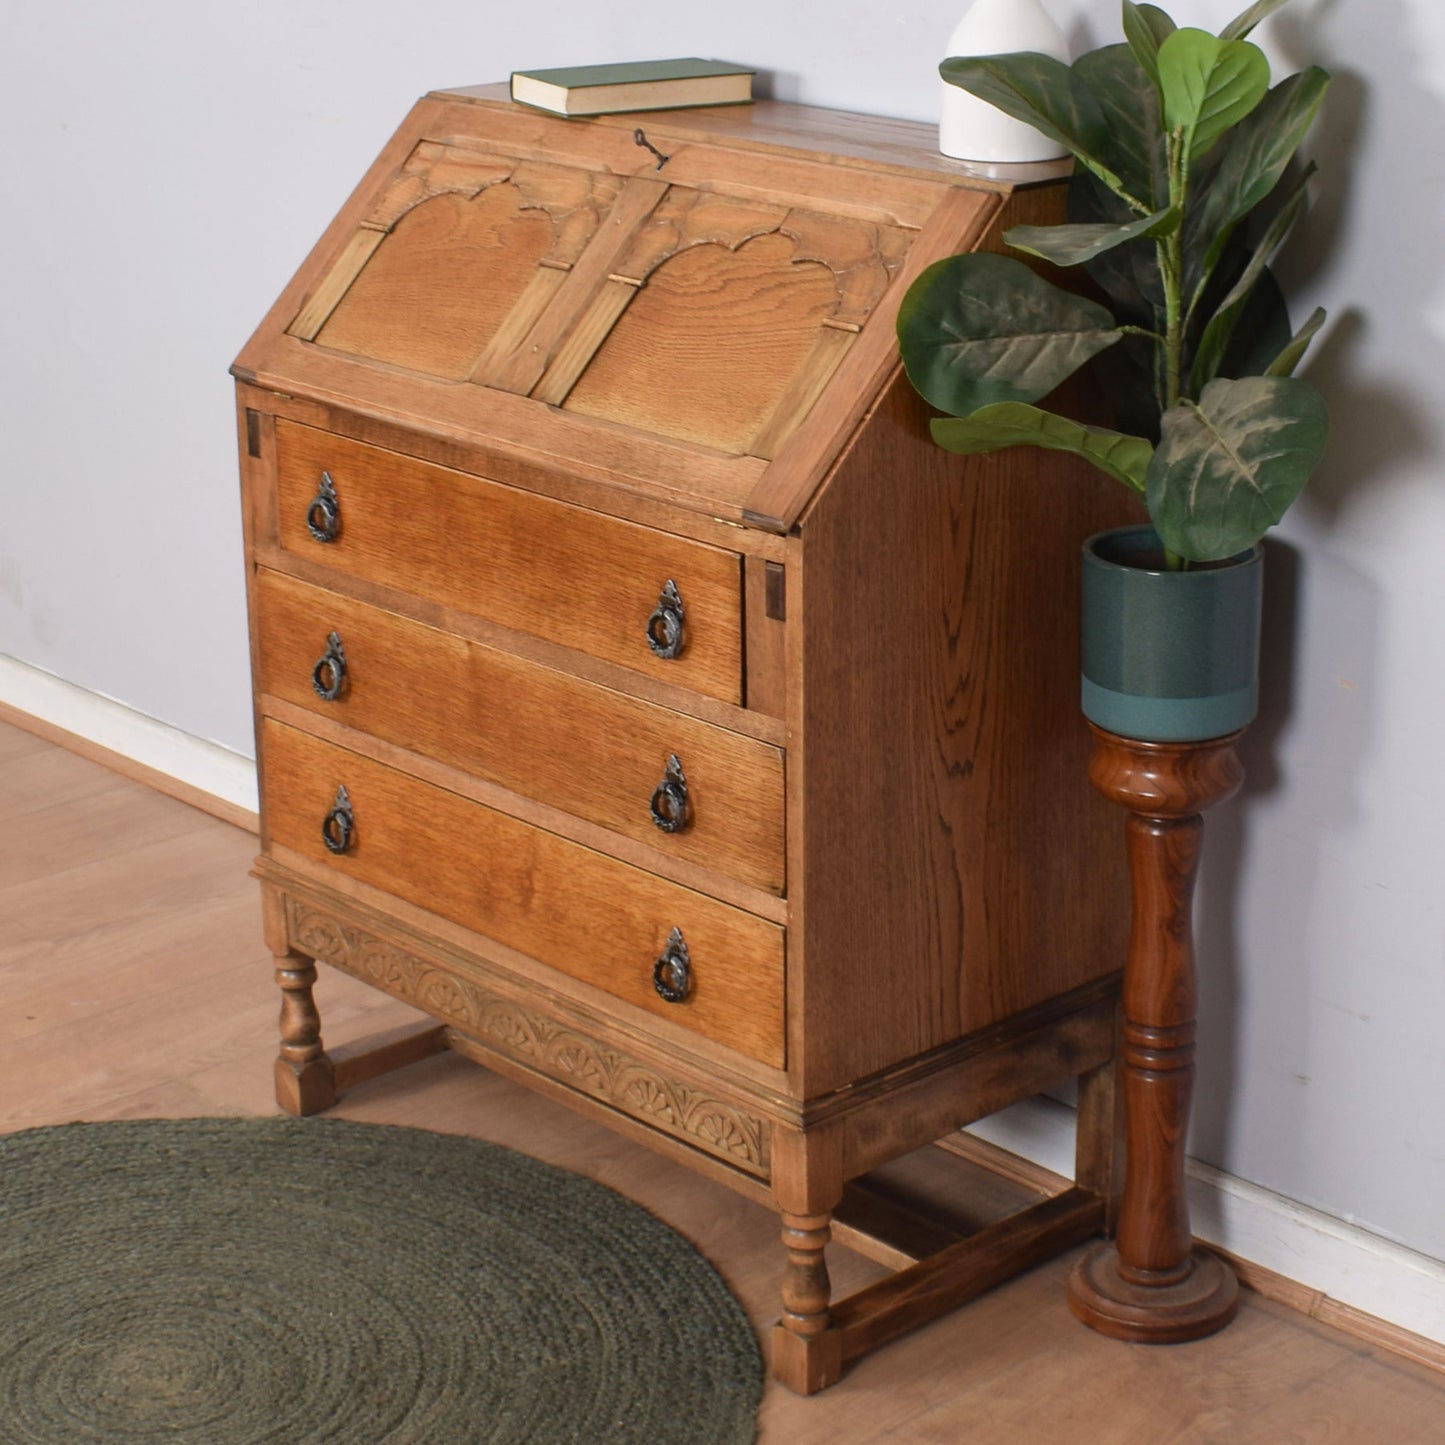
[273,421,744,703]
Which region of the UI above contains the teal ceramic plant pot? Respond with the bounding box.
[1081,525,1263,743]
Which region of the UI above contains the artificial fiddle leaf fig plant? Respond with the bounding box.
[898,0,1331,568]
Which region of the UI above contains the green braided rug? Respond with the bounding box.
[0,1117,761,1443]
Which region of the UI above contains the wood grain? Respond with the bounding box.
[561,230,841,453]
[790,375,1137,1096]
[260,696,787,923]
[286,227,386,342]
[833,1188,1105,1362]
[530,276,638,407]
[242,329,773,526]
[749,327,855,461]
[827,982,1118,1179]
[464,264,567,383]
[253,568,785,893]
[316,186,556,378]
[271,420,746,703]
[743,184,999,533]
[328,1020,449,1093]
[235,379,787,561]
[429,91,1002,223]
[307,150,627,377]
[486,174,669,394]
[742,555,787,719]
[610,186,788,284]
[358,139,514,230]
[1068,729,1245,1343]
[261,719,786,1066]
[279,887,772,1175]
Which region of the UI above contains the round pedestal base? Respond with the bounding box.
[1067,1243,1238,1343]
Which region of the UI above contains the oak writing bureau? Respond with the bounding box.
[232,87,1136,1392]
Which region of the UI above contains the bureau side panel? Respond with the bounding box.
[793,374,1136,1095]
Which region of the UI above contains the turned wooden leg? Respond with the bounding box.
[1067,726,1242,1343]
[273,950,337,1116]
[770,1127,844,1394]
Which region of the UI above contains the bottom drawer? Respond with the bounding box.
[261,719,785,1066]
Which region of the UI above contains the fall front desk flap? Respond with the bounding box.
[233,90,1009,531]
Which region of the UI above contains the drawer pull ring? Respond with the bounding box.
[649,754,690,833]
[311,632,348,701]
[321,784,354,855]
[653,927,692,1004]
[306,472,341,543]
[646,579,686,660]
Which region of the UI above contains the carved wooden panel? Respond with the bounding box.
[540,189,913,455]
[292,143,624,382]
[779,210,913,329]
[611,188,792,285]
[286,897,770,1176]
[362,140,517,230]
[312,187,553,377]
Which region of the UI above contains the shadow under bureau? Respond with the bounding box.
[232,87,1138,1393]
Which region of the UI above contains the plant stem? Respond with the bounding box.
[1160,127,1188,413]
[1158,128,1192,574]
[1118,325,1168,345]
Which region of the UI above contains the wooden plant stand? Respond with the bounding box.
[1067,726,1243,1343]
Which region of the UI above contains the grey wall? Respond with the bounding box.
[4,1,1442,1260]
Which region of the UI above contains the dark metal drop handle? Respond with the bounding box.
[311,632,347,701]
[321,785,354,855]
[652,928,692,1004]
[307,471,340,543]
[649,754,690,834]
[646,578,686,660]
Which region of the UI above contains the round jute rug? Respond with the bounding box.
[0,1117,762,1444]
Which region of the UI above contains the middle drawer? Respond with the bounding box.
[254,569,785,895]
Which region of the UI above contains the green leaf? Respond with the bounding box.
[1217,267,1292,379]
[940,53,1137,204]
[1185,67,1331,304]
[1068,169,1166,330]
[933,404,1153,494]
[1189,163,1315,392]
[1266,306,1327,376]
[1122,2,1176,85]
[1097,332,1168,442]
[1158,29,1271,161]
[897,254,1123,417]
[1146,376,1328,560]
[1221,0,1295,42]
[1006,206,1179,267]
[1075,45,1168,207]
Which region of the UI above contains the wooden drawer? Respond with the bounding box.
[261,719,785,1066]
[254,569,785,893]
[273,420,744,703]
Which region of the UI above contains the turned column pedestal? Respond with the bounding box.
[1068,726,1243,1343]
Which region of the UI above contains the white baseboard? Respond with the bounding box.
[0,654,258,814]
[968,1098,1445,1349]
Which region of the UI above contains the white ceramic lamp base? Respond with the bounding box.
[939,0,1071,163]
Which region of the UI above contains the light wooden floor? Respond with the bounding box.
[4,718,1442,1443]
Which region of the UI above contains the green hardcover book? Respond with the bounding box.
[509,58,754,117]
